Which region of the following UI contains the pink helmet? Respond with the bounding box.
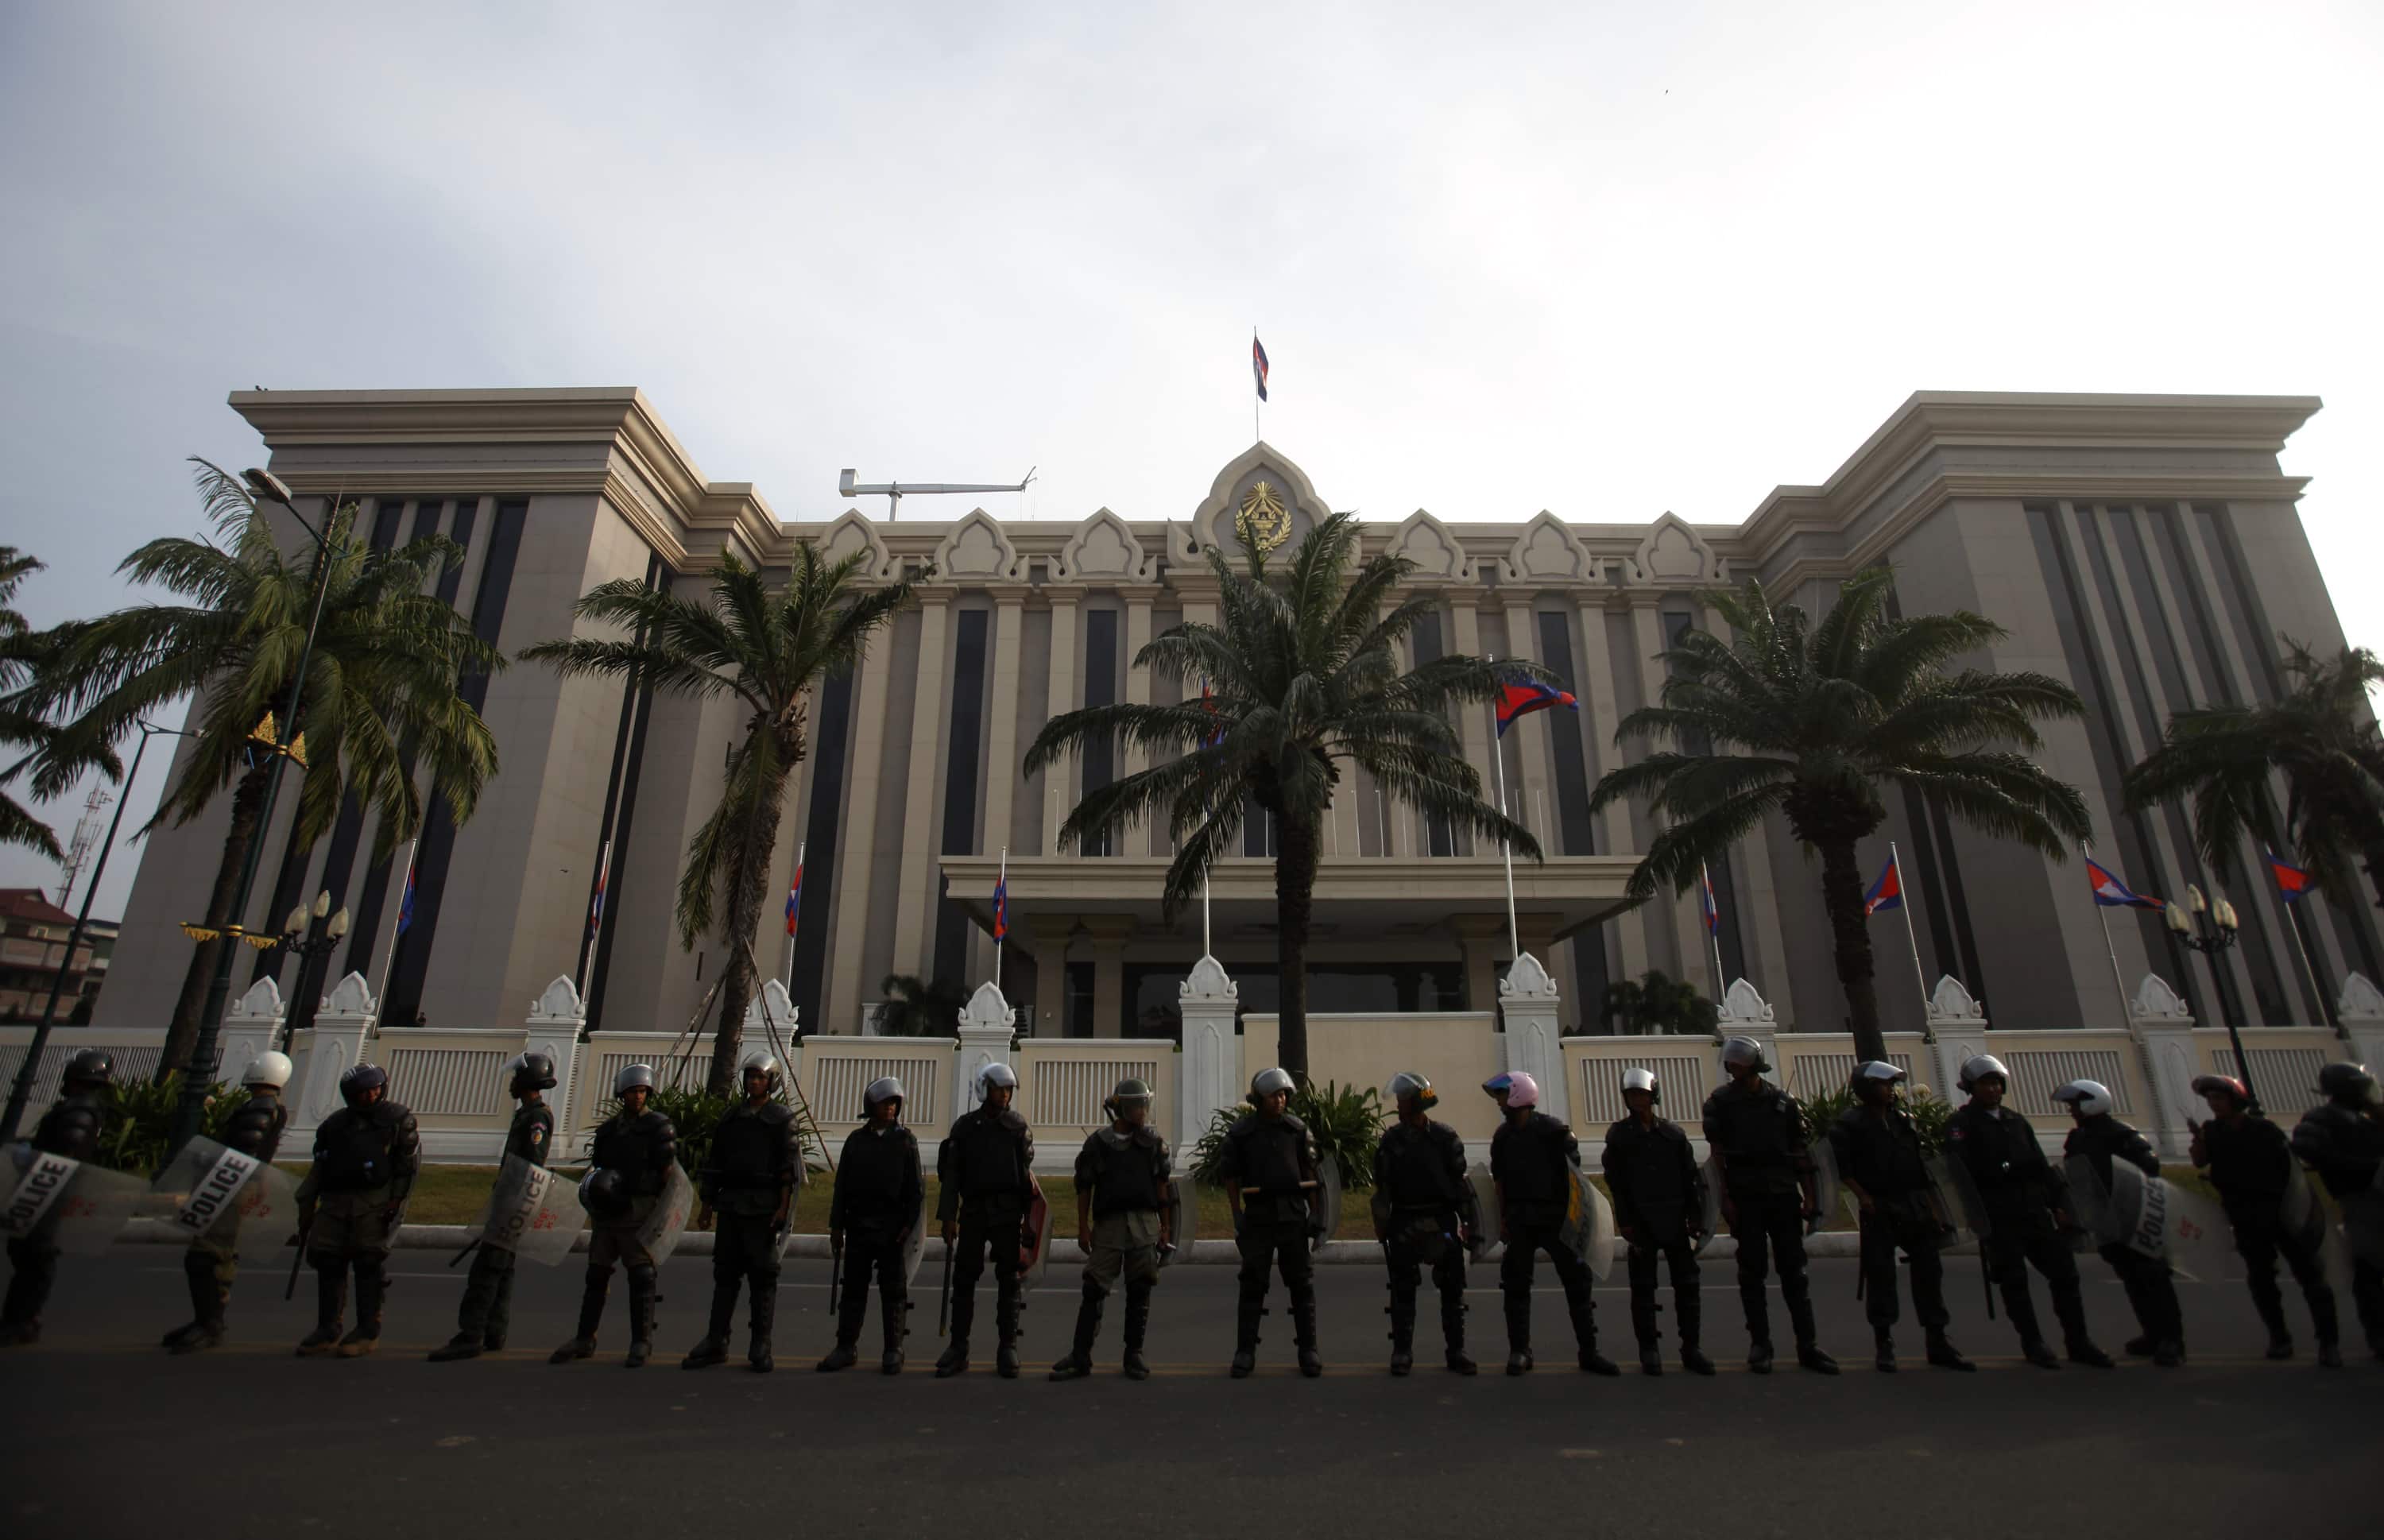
[1504,1071,1540,1109]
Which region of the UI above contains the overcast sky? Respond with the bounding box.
[2,1,2378,919]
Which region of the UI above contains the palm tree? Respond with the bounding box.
[25,461,501,1076]
[2123,640,2384,909]
[1590,568,2090,1063]
[523,544,911,1094]
[0,549,105,859]
[873,973,968,1038]
[1024,513,1539,1081]
[1602,968,1719,1037]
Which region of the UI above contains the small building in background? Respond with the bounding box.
[0,889,116,1023]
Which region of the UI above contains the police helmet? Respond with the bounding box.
[1504,1071,1541,1110]
[1958,1054,2010,1092]
[613,1062,657,1097]
[1620,1066,1660,1104]
[1850,1060,1906,1092]
[62,1048,114,1089]
[339,1062,388,1104]
[1720,1036,1771,1074]
[2316,1062,2377,1105]
[976,1062,1019,1100]
[1248,1066,1295,1105]
[505,1051,556,1093]
[741,1050,783,1093]
[2050,1078,2113,1117]
[240,1051,293,1090]
[1387,1071,1438,1110]
[2190,1074,2249,1108]
[861,1075,906,1116]
[579,1167,629,1217]
[1104,1078,1155,1116]
[1481,1070,1514,1101]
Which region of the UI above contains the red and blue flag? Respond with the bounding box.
[785,861,803,938]
[2266,847,2312,903]
[1494,677,1578,737]
[587,843,611,938]
[2086,857,2164,911]
[1700,867,1720,934]
[1252,335,1269,402]
[992,874,1008,941]
[1863,857,1902,915]
[396,858,417,937]
[1199,678,1226,749]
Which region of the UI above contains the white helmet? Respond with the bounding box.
[240,1051,293,1090]
[1720,1036,1770,1073]
[2050,1079,2113,1117]
[1248,1066,1295,1105]
[1851,1060,1906,1089]
[975,1062,1018,1097]
[1620,1066,1660,1102]
[1957,1054,2009,1092]
[614,1062,657,1097]
[861,1075,905,1116]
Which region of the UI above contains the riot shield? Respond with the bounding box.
[1314,1155,1344,1244]
[1466,1161,1499,1259]
[1019,1186,1052,1286]
[902,1213,928,1288]
[468,1155,582,1267]
[1159,1176,1194,1268]
[2282,1161,2355,1298]
[1808,1139,1842,1235]
[2109,1161,2234,1282]
[153,1136,302,1255]
[634,1163,699,1266]
[2343,1162,2384,1269]
[1926,1152,1993,1244]
[1560,1166,1618,1282]
[1696,1155,1723,1252]
[2,1151,142,1256]
[2061,1154,2123,1249]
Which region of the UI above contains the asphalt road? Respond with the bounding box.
[2,1247,2375,1540]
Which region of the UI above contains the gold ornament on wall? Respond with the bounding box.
[1237,480,1291,553]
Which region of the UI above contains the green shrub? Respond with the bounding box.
[92,1074,244,1176]
[1187,1079,1386,1191]
[586,1084,830,1178]
[1798,1083,1954,1157]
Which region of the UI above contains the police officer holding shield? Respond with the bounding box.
[551,1062,677,1368]
[162,1051,292,1355]
[1490,1071,1617,1376]
[2053,1077,2183,1367]
[819,1076,923,1375]
[1947,1054,2111,1369]
[936,1062,1037,1379]
[1602,1066,1713,1376]
[684,1051,800,1373]
[430,1052,555,1362]
[2190,1073,2340,1367]
[1701,1038,1837,1375]
[1,1048,111,1345]
[293,1063,421,1359]
[1051,1078,1175,1382]
[1372,1071,1477,1377]
[2289,1062,2384,1361]
[1831,1062,1971,1373]
[1218,1066,1326,1379]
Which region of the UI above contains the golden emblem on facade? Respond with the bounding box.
[1237,479,1292,552]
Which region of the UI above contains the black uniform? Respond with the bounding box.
[2199,1112,2338,1349]
[1701,1078,1818,1354]
[1830,1101,1950,1334]
[2,1086,105,1339]
[698,1098,802,1359]
[2064,1112,2184,1352]
[172,1086,289,1345]
[829,1120,925,1361]
[453,1099,552,1351]
[294,1097,421,1348]
[1372,1117,1474,1363]
[2291,1097,2384,1356]
[936,1103,1037,1364]
[1603,1112,1704,1355]
[1946,1101,2091,1353]
[1216,1110,1322,1364]
[559,1105,678,1361]
[1489,1110,1602,1362]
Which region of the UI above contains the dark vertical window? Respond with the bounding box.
[1084,609,1117,857]
[1537,609,1609,1012]
[1662,610,1744,985]
[785,667,854,1035]
[1413,612,1455,856]
[1879,590,1986,999]
[932,609,991,985]
[572,555,664,995]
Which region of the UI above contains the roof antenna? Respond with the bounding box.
[837,466,1035,520]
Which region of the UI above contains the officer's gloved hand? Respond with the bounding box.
[942,1219,957,1245]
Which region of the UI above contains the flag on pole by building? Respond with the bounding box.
[1199,678,1226,749]
[2266,847,2312,903]
[785,861,803,937]
[586,841,612,938]
[1493,677,1579,737]
[2086,857,2164,911]
[1700,866,1720,934]
[992,873,1008,941]
[396,857,417,937]
[1252,334,1269,401]
[1863,857,1903,915]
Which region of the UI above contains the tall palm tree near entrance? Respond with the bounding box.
[1025,513,1539,1082]
[25,460,501,1077]
[1590,568,2091,1063]
[2123,640,2384,911]
[524,546,911,1095]
[0,549,93,861]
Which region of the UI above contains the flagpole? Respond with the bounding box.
[2085,840,2134,1027]
[785,840,804,997]
[371,837,418,1032]
[994,846,1007,993]
[2268,849,2337,1035]
[1701,861,1725,1002]
[1486,654,1519,962]
[1252,326,1260,442]
[1890,842,1935,1043]
[576,838,611,1005]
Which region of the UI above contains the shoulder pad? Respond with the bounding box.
[1427,1120,1464,1147]
[1278,1113,1308,1135]
[1227,1115,1260,1140]
[1133,1125,1167,1151]
[371,1100,413,1128]
[644,1111,677,1138]
[996,1108,1029,1134]
[1834,1104,1867,1128]
[759,1103,798,1128]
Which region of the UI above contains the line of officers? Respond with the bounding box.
[5,1036,2379,1377]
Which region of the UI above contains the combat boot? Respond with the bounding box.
[2124,1334,2157,1357]
[2154,1338,2184,1368]
[995,1294,1022,1379]
[2022,1337,2062,1369]
[551,1268,608,1363]
[1292,1293,1322,1378]
[1504,1294,1534,1376]
[746,1279,776,1373]
[1441,1294,1475,1376]
[622,1265,657,1368]
[164,1252,225,1354]
[1121,1278,1152,1381]
[1639,1342,1663,1376]
[1570,1298,1619,1376]
[1925,1330,1975,1372]
[1681,1342,1715,1376]
[1873,1328,1898,1373]
[1786,1294,1836,1375]
[428,1333,484,1363]
[882,1298,908,1375]
[1229,1301,1264,1378]
[1051,1283,1102,1380]
[297,1263,346,1357]
[2065,1335,2115,1369]
[1747,1339,1774,1375]
[1387,1294,1415,1377]
[2316,1339,2343,1369]
[335,1261,385,1358]
[683,1280,737,1369]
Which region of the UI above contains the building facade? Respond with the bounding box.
[0,890,113,1023]
[99,389,2374,1045]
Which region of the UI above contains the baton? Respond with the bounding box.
[448,1238,482,1270]
[936,1240,954,1339]
[828,1235,842,1310]
[284,1219,312,1301]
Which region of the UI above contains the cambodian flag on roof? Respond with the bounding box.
[1863,857,1902,915]
[785,861,803,938]
[1252,335,1269,401]
[1494,677,1578,737]
[992,874,1008,941]
[2086,857,2164,911]
[2266,847,2312,903]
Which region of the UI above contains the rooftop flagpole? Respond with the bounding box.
[2085,839,2133,1026]
[784,840,804,997]
[371,836,418,1032]
[993,846,1008,994]
[1486,654,1519,962]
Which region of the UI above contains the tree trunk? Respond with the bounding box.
[707,765,791,1098]
[159,764,273,1081]
[1273,809,1322,1085]
[1820,837,1887,1063]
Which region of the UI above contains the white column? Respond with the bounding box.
[1043,595,1080,853]
[1178,955,1240,1149]
[1500,952,1567,1127]
[1123,588,1156,854]
[524,974,588,1157]
[2340,973,2384,1069]
[2128,973,2201,1159]
[296,972,377,1132]
[982,590,1028,865]
[952,980,1016,1124]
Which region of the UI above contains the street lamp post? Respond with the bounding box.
[0,721,190,1142]
[2165,884,2258,1112]
[273,889,351,1049]
[164,470,341,1156]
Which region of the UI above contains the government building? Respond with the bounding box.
[99,389,2371,1051]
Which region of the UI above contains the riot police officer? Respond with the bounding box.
[685,1051,801,1373]
[1372,1071,1478,1377]
[1831,1062,1971,1373]
[1491,1071,1617,1376]
[2190,1074,2340,1367]
[1217,1066,1326,1378]
[552,1062,678,1368]
[1,1048,111,1345]
[936,1062,1038,1379]
[1602,1066,1713,1376]
[431,1051,555,1362]
[1947,1054,2111,1369]
[1051,1078,1175,1382]
[163,1050,292,1354]
[819,1076,923,1375]
[294,1062,421,1359]
[2053,1077,2183,1367]
[2289,1062,2383,1361]
[1701,1037,1837,1375]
